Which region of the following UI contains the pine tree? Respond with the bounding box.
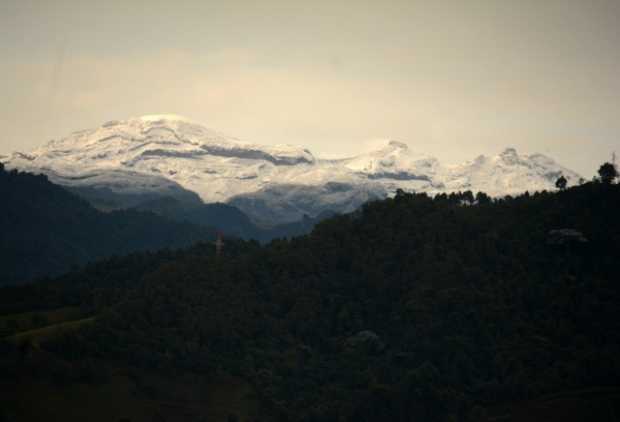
[475,191,491,205]
[555,175,567,190]
[598,162,618,184]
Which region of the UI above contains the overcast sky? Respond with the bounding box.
[1,0,619,176]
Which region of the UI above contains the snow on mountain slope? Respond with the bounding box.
[6,115,315,204]
[4,115,582,223]
[343,141,441,182]
[443,148,582,195]
[228,182,389,224]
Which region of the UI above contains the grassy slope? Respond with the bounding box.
[0,306,84,336]
[6,317,96,346]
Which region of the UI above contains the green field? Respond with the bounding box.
[0,306,85,337]
[0,305,97,348]
[5,316,96,346]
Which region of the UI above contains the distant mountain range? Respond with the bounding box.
[3,114,582,224]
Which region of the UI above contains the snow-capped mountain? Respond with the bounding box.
[343,141,441,182]
[442,148,581,194]
[4,115,582,223]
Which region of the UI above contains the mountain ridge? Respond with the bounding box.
[4,115,582,223]
[0,164,215,285]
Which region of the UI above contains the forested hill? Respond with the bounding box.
[0,164,215,285]
[130,196,330,243]
[1,177,619,421]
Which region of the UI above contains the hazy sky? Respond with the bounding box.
[1,0,619,176]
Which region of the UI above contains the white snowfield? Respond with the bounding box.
[4,115,582,223]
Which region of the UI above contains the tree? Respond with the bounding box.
[462,190,475,204]
[395,188,406,199]
[555,175,567,190]
[598,162,618,184]
[475,192,491,205]
[31,314,49,328]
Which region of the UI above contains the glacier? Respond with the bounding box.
[3,115,582,224]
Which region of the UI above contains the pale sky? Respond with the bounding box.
[1,0,619,176]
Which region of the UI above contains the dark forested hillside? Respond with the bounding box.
[130,196,327,242]
[1,176,619,422]
[0,164,215,285]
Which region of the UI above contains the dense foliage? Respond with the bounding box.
[131,196,328,242]
[1,172,619,421]
[0,165,215,285]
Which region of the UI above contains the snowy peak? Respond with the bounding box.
[376,140,410,152]
[7,117,318,205]
[498,147,520,164]
[500,147,518,157]
[5,115,583,223]
[445,147,581,195]
[21,116,315,169]
[138,114,194,123]
[344,139,439,181]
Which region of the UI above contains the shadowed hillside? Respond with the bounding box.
[1,174,619,421]
[0,164,215,285]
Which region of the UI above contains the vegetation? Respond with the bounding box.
[555,175,567,190]
[131,196,329,242]
[0,306,84,337]
[6,316,96,346]
[0,166,215,285]
[598,162,618,184]
[1,166,619,421]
